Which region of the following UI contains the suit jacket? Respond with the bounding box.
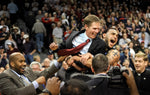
[133,69,150,95]
[0,64,58,95]
[86,75,130,95]
[58,30,107,56]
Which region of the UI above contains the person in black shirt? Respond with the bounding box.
[133,51,150,95]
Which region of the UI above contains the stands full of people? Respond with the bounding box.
[0,0,150,95]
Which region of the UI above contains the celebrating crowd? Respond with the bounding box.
[0,0,150,95]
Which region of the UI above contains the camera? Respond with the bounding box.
[107,66,129,88]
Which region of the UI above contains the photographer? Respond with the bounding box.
[86,53,139,95]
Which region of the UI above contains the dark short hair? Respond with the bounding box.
[48,50,53,55]
[60,79,90,95]
[92,53,108,74]
[103,27,118,34]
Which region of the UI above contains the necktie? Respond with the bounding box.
[20,75,31,86]
[57,39,90,56]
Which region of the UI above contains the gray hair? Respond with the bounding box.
[30,61,42,69]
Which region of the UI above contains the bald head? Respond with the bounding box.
[9,52,25,69]
[9,52,26,74]
[9,52,24,64]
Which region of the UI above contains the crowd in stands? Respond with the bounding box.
[0,0,150,95]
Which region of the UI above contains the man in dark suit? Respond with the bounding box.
[50,15,107,58]
[0,52,58,95]
[49,15,119,78]
[133,51,150,95]
[86,53,139,95]
[50,15,107,79]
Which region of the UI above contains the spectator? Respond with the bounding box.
[52,12,60,23]
[139,41,145,53]
[11,24,21,40]
[22,34,36,65]
[63,26,72,40]
[47,51,57,66]
[115,45,121,52]
[6,42,19,56]
[146,9,150,19]
[0,5,10,18]
[31,0,39,15]
[138,28,150,48]
[33,54,41,63]
[0,46,8,69]
[132,33,141,53]
[30,61,42,71]
[122,59,132,71]
[7,0,18,24]
[4,33,17,51]
[35,10,44,21]
[41,12,50,24]
[52,21,63,44]
[0,26,8,46]
[125,19,132,31]
[119,33,131,49]
[61,15,69,28]
[128,42,135,58]
[143,22,150,35]
[32,19,46,53]
[70,20,79,32]
[134,20,141,34]
[0,20,9,33]
[41,12,52,49]
[16,31,24,52]
[42,58,51,69]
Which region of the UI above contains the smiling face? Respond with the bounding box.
[105,29,118,48]
[85,22,100,39]
[10,53,26,75]
[83,15,101,39]
[31,64,41,71]
[134,57,147,73]
[134,51,148,74]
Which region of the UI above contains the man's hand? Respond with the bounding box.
[79,53,93,67]
[49,42,58,50]
[62,61,69,70]
[57,55,68,63]
[65,56,74,66]
[122,68,134,88]
[122,68,139,95]
[46,77,61,95]
[35,76,46,85]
